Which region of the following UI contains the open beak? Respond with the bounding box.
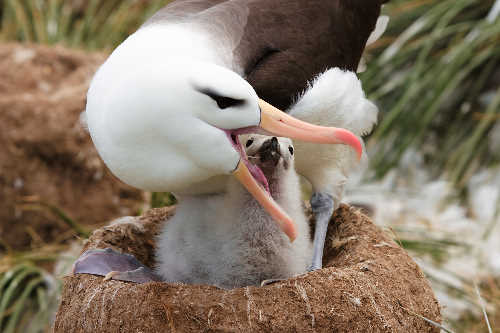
[233,160,298,241]
[231,99,363,243]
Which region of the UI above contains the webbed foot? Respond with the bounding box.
[73,248,162,283]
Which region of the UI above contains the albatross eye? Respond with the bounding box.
[246,139,254,148]
[288,146,294,155]
[195,87,245,109]
[212,95,245,109]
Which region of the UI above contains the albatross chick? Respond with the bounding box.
[156,135,311,289]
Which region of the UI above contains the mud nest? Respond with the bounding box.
[0,43,143,250]
[54,204,441,332]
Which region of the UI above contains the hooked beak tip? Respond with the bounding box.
[333,128,363,160]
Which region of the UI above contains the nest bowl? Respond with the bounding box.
[54,204,441,332]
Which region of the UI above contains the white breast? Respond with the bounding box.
[288,68,378,198]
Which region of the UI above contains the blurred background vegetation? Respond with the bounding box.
[0,0,499,332]
[0,0,169,50]
[362,0,500,190]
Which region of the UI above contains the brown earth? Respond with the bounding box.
[0,43,144,251]
[55,205,441,332]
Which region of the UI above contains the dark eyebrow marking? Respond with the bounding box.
[193,86,246,110]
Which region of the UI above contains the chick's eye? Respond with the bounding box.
[288,146,294,155]
[246,139,254,148]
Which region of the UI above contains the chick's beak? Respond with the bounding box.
[231,99,363,243]
[233,160,298,242]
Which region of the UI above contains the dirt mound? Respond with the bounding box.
[0,43,143,250]
[54,205,441,332]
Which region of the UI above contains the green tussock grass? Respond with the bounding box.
[19,198,91,238]
[0,0,171,50]
[0,264,49,333]
[0,245,70,333]
[361,0,500,189]
[151,192,177,208]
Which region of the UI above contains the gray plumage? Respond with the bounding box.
[155,135,312,289]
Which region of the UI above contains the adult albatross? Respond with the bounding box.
[79,0,386,281]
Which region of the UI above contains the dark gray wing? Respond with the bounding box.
[143,0,386,110]
[237,0,386,111]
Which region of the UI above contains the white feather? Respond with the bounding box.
[359,15,390,72]
[289,68,378,136]
[288,68,378,200]
[366,15,390,46]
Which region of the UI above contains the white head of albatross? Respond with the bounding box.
[85,28,362,242]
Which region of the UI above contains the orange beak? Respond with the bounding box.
[233,99,363,242]
[258,100,362,159]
